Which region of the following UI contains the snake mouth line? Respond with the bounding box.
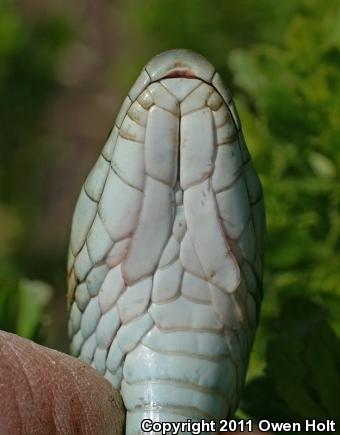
[164,68,198,79]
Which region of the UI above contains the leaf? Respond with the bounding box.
[241,296,340,421]
[16,279,53,339]
[240,376,296,422]
[0,261,20,332]
[308,151,336,178]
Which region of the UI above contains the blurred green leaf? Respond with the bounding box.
[226,0,340,419]
[240,376,296,422]
[16,279,53,339]
[308,151,336,179]
[0,282,18,333]
[0,0,70,344]
[241,296,340,421]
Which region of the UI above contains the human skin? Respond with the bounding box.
[0,331,270,435]
[0,330,124,435]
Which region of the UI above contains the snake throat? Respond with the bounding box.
[67,49,265,435]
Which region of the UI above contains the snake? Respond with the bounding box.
[67,49,265,434]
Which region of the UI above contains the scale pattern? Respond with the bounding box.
[67,49,265,433]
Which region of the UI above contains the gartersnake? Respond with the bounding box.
[67,49,265,435]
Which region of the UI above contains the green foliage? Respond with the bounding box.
[0,0,71,207]
[230,0,340,420]
[16,279,53,339]
[241,296,340,422]
[0,1,70,342]
[0,277,52,342]
[115,0,301,90]
[229,0,340,331]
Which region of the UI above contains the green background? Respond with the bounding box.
[0,0,339,427]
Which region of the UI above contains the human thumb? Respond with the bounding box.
[0,330,124,435]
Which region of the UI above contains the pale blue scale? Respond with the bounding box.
[102,126,118,161]
[212,142,243,192]
[67,49,266,434]
[142,327,230,357]
[98,169,143,241]
[106,340,124,373]
[116,313,153,353]
[124,344,236,394]
[112,136,145,190]
[158,236,180,269]
[70,329,83,356]
[93,347,107,374]
[74,282,90,312]
[98,265,124,313]
[86,264,108,297]
[104,366,123,389]
[85,155,110,201]
[70,187,97,255]
[121,380,227,420]
[80,332,97,363]
[149,296,222,330]
[117,277,152,323]
[96,306,120,348]
[73,243,92,282]
[86,214,113,264]
[80,297,101,339]
[152,259,183,302]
